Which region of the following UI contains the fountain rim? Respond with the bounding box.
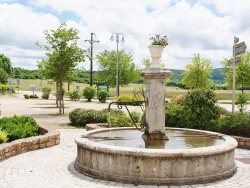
[75,127,238,157]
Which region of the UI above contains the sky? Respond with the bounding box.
[0,0,249,71]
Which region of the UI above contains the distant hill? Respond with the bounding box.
[169,68,225,84]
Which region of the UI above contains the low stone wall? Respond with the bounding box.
[233,136,250,149]
[0,130,60,162]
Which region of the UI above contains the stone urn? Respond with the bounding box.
[148,45,165,68]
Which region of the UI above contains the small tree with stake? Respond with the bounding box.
[36,23,85,114]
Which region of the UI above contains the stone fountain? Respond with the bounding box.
[74,45,237,185]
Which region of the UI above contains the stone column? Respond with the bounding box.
[141,46,171,142]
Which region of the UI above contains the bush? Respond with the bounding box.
[69,108,107,127]
[130,111,141,123]
[69,108,130,127]
[23,94,30,99]
[116,94,144,106]
[109,114,134,127]
[140,110,146,128]
[69,90,81,101]
[180,89,221,130]
[98,89,108,103]
[0,116,39,142]
[165,102,186,128]
[42,87,51,100]
[29,94,39,98]
[83,86,96,102]
[215,112,250,137]
[0,130,8,143]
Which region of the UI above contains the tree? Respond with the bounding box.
[181,53,214,89]
[222,52,250,91]
[96,49,140,87]
[36,23,85,114]
[0,68,8,84]
[0,53,12,75]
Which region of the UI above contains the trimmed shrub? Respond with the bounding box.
[69,108,107,127]
[42,87,51,100]
[165,102,186,128]
[109,114,134,127]
[180,89,220,130]
[23,94,30,99]
[83,86,96,102]
[215,112,250,137]
[0,130,8,143]
[0,116,39,142]
[140,110,146,128]
[29,94,39,98]
[98,89,108,103]
[69,90,81,101]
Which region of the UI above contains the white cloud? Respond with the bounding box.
[0,0,249,71]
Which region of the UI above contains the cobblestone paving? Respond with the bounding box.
[1,129,250,188]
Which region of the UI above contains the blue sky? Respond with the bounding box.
[0,0,249,70]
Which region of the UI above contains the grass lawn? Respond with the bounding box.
[11,79,250,100]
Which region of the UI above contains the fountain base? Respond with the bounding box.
[75,127,237,185]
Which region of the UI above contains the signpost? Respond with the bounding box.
[232,37,247,112]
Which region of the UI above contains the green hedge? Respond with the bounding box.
[0,116,39,142]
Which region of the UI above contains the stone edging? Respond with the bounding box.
[0,129,60,162]
[233,136,250,149]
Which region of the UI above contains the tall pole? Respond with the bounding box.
[110,33,124,97]
[85,33,99,86]
[232,36,239,113]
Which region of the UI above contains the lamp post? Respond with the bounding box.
[110,33,124,97]
[85,33,99,86]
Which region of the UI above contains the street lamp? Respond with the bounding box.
[85,33,99,86]
[110,33,125,97]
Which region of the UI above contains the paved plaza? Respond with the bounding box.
[0,93,250,187]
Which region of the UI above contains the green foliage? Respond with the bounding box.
[98,89,108,103]
[215,112,250,137]
[36,23,86,114]
[69,108,107,127]
[116,93,143,105]
[42,87,51,99]
[181,53,214,89]
[0,68,8,84]
[69,108,127,127]
[236,92,248,112]
[0,116,39,142]
[0,53,12,75]
[0,130,8,143]
[68,90,81,101]
[96,49,140,87]
[181,89,220,130]
[109,114,134,127]
[130,111,141,123]
[12,68,42,79]
[23,94,30,99]
[165,102,185,128]
[83,86,96,102]
[29,94,39,98]
[0,84,9,92]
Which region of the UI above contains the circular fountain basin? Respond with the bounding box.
[75,127,237,185]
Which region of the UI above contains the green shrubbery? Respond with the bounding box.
[98,89,108,103]
[83,86,96,102]
[0,116,39,142]
[0,130,8,143]
[116,93,144,105]
[68,90,81,101]
[42,87,51,100]
[163,89,250,138]
[69,108,135,127]
[214,113,250,137]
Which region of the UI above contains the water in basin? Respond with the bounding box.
[86,129,224,149]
